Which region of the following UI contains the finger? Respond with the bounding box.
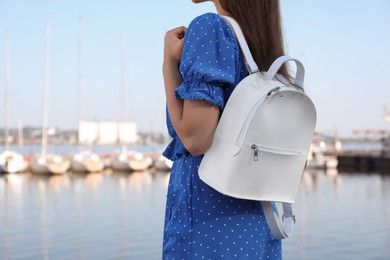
[174,26,187,37]
[165,26,187,41]
[167,26,184,35]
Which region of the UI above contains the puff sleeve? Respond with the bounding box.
[174,13,240,110]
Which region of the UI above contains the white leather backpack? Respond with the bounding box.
[199,16,317,239]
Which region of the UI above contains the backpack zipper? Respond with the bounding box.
[250,143,303,161]
[265,87,282,101]
[251,144,259,161]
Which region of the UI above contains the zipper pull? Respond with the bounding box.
[251,144,258,161]
[265,87,282,103]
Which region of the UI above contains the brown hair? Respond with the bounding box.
[219,0,291,81]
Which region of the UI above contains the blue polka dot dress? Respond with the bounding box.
[163,13,282,259]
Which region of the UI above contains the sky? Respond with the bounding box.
[0,0,389,137]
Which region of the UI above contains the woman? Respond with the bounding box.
[163,0,290,258]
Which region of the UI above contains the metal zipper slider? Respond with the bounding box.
[265,89,274,99]
[251,144,258,161]
[265,87,282,101]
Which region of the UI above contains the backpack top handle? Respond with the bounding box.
[222,16,305,89]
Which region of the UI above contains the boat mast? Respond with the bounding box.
[385,107,390,124]
[4,30,10,150]
[120,33,127,152]
[18,119,23,147]
[41,20,51,157]
[77,16,84,148]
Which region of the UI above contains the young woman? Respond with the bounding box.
[163,0,290,258]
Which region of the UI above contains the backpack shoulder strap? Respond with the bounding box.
[261,201,295,240]
[222,16,259,74]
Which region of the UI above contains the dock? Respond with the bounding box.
[337,152,390,173]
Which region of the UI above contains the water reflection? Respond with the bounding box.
[1,170,389,259]
[1,173,27,196]
[380,174,390,197]
[154,170,171,187]
[284,170,390,260]
[301,169,342,195]
[115,171,153,193]
[72,172,105,190]
[383,177,390,232]
[0,170,170,259]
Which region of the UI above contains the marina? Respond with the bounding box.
[336,130,390,174]
[1,131,390,175]
[0,144,168,175]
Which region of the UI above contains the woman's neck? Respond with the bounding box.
[213,0,231,16]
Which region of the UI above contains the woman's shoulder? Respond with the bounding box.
[187,12,232,34]
[190,12,222,23]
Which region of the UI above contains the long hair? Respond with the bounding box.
[219,0,291,81]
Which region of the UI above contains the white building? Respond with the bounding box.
[78,120,138,145]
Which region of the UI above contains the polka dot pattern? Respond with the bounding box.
[163,13,282,259]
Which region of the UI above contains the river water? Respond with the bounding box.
[1,168,390,259]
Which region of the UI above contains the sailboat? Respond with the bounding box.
[71,16,105,173]
[71,150,105,173]
[153,155,173,172]
[111,147,152,172]
[30,21,70,175]
[110,34,152,172]
[306,132,338,170]
[0,30,28,174]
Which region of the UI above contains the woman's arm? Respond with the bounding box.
[163,27,220,156]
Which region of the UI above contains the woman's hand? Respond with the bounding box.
[164,26,186,64]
